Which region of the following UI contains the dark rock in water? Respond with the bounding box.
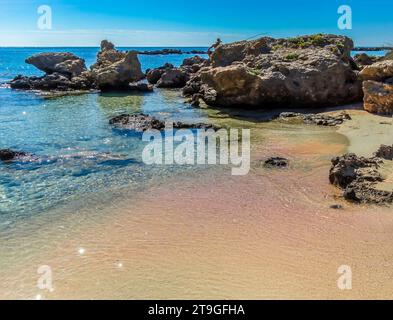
[0,149,28,162]
[264,157,289,168]
[329,152,393,204]
[146,63,174,85]
[279,111,351,126]
[109,113,218,132]
[128,82,154,92]
[138,49,183,55]
[109,114,166,132]
[156,69,190,88]
[374,144,393,160]
[330,204,344,210]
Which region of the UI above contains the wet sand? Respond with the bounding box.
[1,109,393,300]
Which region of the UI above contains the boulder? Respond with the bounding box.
[146,63,174,84]
[363,80,393,115]
[191,34,362,108]
[0,149,28,162]
[25,52,87,77]
[91,40,144,90]
[156,69,190,88]
[128,82,154,92]
[360,60,393,81]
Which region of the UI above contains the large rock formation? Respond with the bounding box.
[91,40,144,90]
[360,60,393,114]
[25,52,87,77]
[184,34,362,108]
[10,52,93,91]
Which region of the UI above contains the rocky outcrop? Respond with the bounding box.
[184,34,362,108]
[10,52,94,91]
[0,149,29,162]
[278,111,351,126]
[137,49,207,55]
[374,145,393,160]
[91,41,144,90]
[360,60,393,114]
[147,56,207,88]
[25,52,87,77]
[329,152,393,204]
[109,113,218,132]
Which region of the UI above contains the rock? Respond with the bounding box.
[279,111,351,126]
[25,52,87,77]
[264,157,289,168]
[360,60,393,82]
[329,152,393,204]
[192,34,362,108]
[0,149,28,162]
[156,69,190,88]
[91,40,144,90]
[330,204,344,210]
[374,145,393,160]
[146,63,174,84]
[354,53,374,67]
[128,82,154,92]
[109,113,218,132]
[363,80,393,115]
[383,51,393,61]
[181,55,207,67]
[137,49,183,55]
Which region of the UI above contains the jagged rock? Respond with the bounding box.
[146,63,174,84]
[109,113,217,132]
[374,145,393,160]
[91,40,144,90]
[25,52,87,77]
[360,60,393,82]
[0,149,28,162]
[128,82,154,92]
[186,34,362,108]
[279,111,351,126]
[156,69,190,88]
[354,53,374,67]
[264,157,289,168]
[363,80,393,115]
[329,152,393,204]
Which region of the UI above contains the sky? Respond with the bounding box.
[0,0,392,47]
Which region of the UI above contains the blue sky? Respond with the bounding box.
[0,0,392,46]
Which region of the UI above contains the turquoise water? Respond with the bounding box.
[0,48,209,222]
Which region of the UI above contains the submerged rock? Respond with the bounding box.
[109,113,217,132]
[0,149,29,162]
[329,152,393,204]
[279,111,351,126]
[91,40,144,90]
[187,34,362,108]
[264,157,289,168]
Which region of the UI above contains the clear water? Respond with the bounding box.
[0,48,210,222]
